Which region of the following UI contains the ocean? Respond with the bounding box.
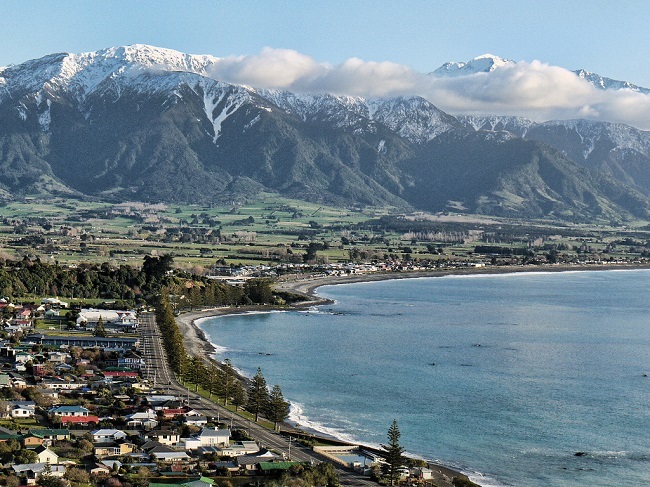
[198,269,650,486]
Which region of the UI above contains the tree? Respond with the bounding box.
[222,359,235,405]
[4,475,20,487]
[247,367,269,422]
[64,467,91,487]
[266,384,290,431]
[14,447,38,464]
[93,316,107,337]
[382,419,406,486]
[37,463,66,487]
[231,380,247,411]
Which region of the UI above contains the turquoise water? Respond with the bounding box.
[199,270,650,486]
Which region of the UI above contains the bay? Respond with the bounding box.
[199,269,650,487]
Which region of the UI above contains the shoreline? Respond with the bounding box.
[173,262,650,486]
[273,262,650,303]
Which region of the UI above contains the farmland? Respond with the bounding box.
[0,194,649,273]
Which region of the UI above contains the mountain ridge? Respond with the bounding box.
[1,45,649,223]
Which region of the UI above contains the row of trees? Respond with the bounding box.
[155,292,289,426]
[0,254,275,308]
[179,353,290,429]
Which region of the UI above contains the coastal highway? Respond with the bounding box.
[138,313,377,486]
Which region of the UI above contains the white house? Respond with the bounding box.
[41,298,69,308]
[218,441,260,456]
[12,463,65,484]
[150,451,191,462]
[10,403,36,418]
[197,428,231,447]
[92,429,128,444]
[77,309,138,331]
[179,437,202,451]
[34,445,59,464]
[183,415,208,427]
[15,352,35,364]
[126,410,158,429]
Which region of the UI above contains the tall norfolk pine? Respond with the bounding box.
[382,419,406,486]
[248,367,269,422]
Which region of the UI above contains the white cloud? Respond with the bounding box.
[205,48,650,130]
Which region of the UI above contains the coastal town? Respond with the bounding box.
[0,266,479,487]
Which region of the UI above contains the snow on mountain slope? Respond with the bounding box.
[365,97,462,142]
[457,115,537,137]
[573,69,650,95]
[259,90,460,142]
[432,54,650,95]
[1,45,460,144]
[431,54,515,77]
[0,44,220,104]
[459,115,650,160]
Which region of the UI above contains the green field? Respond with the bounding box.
[0,194,649,271]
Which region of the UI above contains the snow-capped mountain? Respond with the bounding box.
[573,69,650,94]
[431,54,515,77]
[0,44,220,103]
[260,91,462,143]
[1,44,649,222]
[432,54,650,95]
[458,115,650,195]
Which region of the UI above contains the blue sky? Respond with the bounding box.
[2,0,649,86]
[2,1,649,128]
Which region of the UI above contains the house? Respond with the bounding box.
[25,334,139,350]
[15,352,35,364]
[22,434,45,448]
[89,463,112,475]
[145,395,179,409]
[11,404,36,418]
[411,467,434,480]
[236,449,280,472]
[92,429,128,443]
[197,428,230,447]
[183,415,208,427]
[150,451,191,463]
[179,437,202,451]
[94,442,135,457]
[76,309,139,331]
[161,408,187,420]
[8,373,27,389]
[115,351,145,370]
[50,405,91,418]
[34,388,59,402]
[41,377,85,390]
[126,410,158,429]
[217,441,260,456]
[34,445,59,464]
[146,428,181,447]
[59,415,100,426]
[12,463,66,485]
[2,400,36,419]
[48,351,71,364]
[30,429,71,443]
[41,298,69,308]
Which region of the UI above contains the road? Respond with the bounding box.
[138,312,377,486]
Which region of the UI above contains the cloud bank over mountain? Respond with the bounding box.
[203,48,650,130]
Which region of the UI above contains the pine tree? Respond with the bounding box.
[232,380,247,411]
[382,419,406,486]
[93,316,107,337]
[266,384,290,431]
[222,358,235,405]
[247,367,269,422]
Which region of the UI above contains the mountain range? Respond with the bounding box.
[1,45,649,222]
